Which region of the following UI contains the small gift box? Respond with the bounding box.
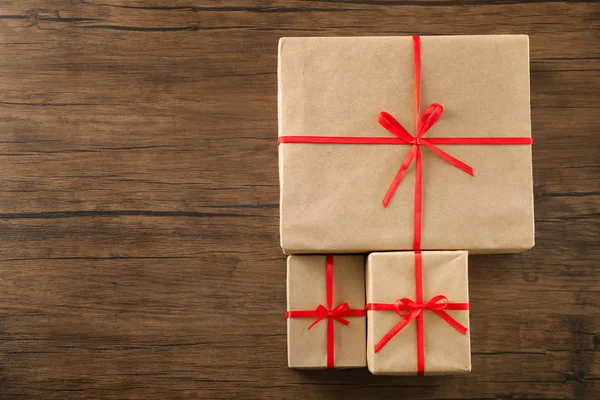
[278,35,534,254]
[366,251,470,375]
[287,255,366,369]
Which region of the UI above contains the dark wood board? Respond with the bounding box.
[0,1,598,399]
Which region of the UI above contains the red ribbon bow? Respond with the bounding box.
[370,294,469,354]
[378,106,473,208]
[366,251,470,375]
[286,255,366,369]
[306,303,352,330]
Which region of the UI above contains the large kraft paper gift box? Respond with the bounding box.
[286,255,366,369]
[366,251,470,375]
[278,35,534,254]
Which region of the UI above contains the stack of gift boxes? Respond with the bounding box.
[278,35,534,375]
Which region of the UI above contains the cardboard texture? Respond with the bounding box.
[278,35,534,254]
[287,255,366,369]
[366,251,471,375]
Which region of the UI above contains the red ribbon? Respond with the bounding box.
[277,35,533,250]
[286,255,366,369]
[365,251,470,375]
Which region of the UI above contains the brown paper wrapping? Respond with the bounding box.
[278,35,534,254]
[287,255,366,369]
[366,251,470,375]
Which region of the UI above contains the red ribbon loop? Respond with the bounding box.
[417,104,443,138]
[423,294,449,310]
[378,112,414,143]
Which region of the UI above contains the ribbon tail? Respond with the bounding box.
[421,140,474,176]
[307,316,326,330]
[374,313,417,353]
[332,316,350,326]
[383,145,418,208]
[433,310,468,335]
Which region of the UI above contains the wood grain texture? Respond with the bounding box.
[0,0,598,399]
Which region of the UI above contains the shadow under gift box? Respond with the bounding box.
[278,35,534,254]
[287,255,366,369]
[366,251,471,375]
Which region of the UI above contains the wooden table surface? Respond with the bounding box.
[1,1,599,399]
